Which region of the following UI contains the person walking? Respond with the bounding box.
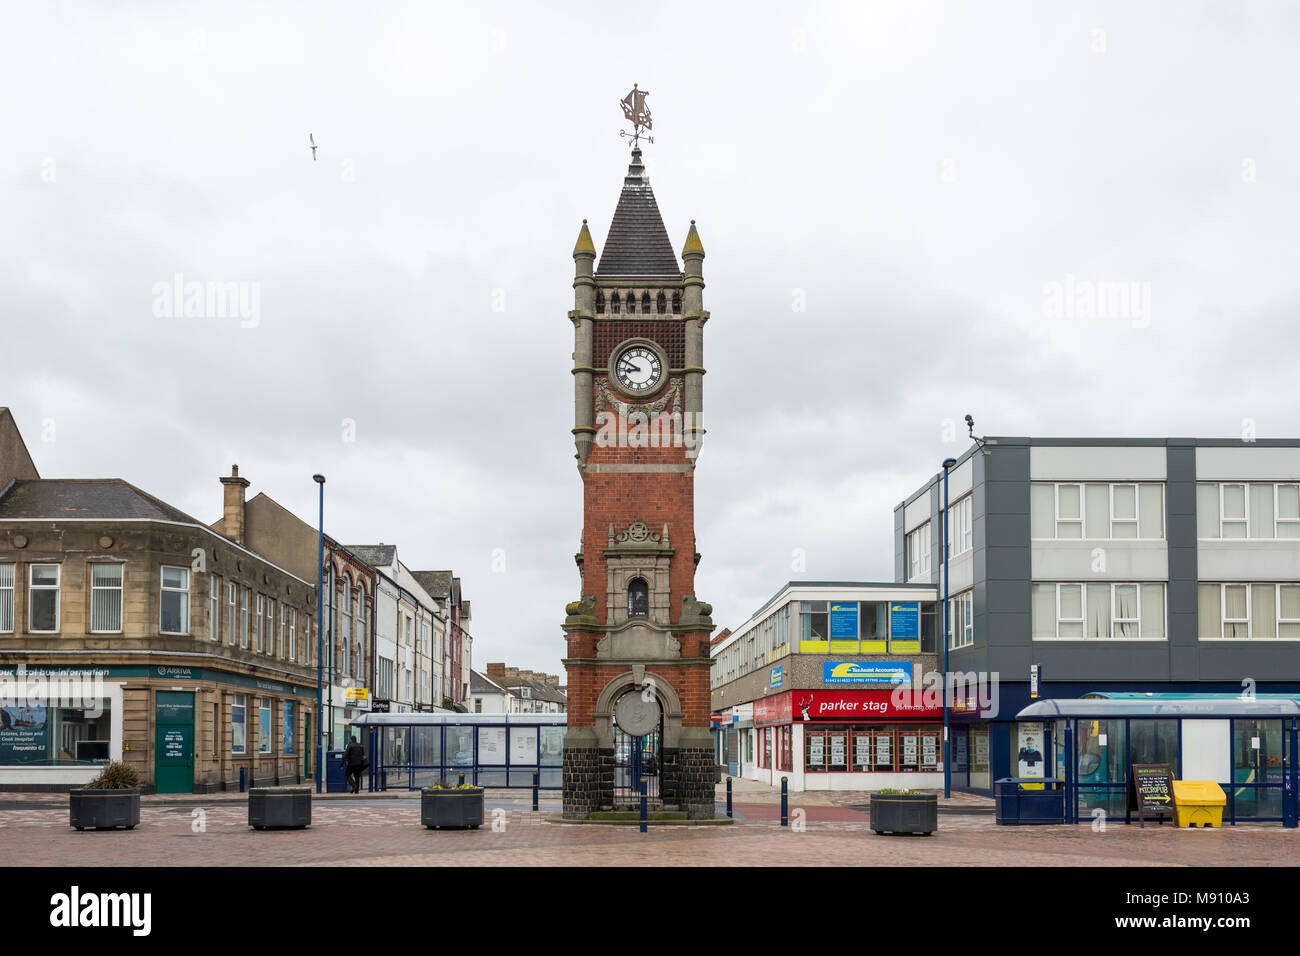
[342,736,367,794]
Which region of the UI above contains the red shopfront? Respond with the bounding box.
[751,689,944,790]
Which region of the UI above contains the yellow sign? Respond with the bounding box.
[344,687,369,702]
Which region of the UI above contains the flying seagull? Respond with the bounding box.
[309,133,317,161]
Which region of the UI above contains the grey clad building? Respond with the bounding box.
[896,437,1300,795]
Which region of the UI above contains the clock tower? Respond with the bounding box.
[562,145,716,820]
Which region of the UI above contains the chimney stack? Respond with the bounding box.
[220,464,250,545]
[486,662,505,678]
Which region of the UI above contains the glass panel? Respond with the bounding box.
[1138,484,1164,538]
[91,564,122,587]
[1058,484,1080,519]
[1113,585,1138,638]
[1086,584,1110,638]
[1112,484,1136,520]
[1076,719,1125,783]
[0,565,11,587]
[1129,719,1179,772]
[1251,584,1276,638]
[1198,584,1221,638]
[1223,484,1246,519]
[446,726,475,766]
[1278,484,1300,519]
[1031,584,1056,637]
[162,567,188,589]
[410,726,441,767]
[30,590,58,632]
[1085,484,1109,537]
[30,565,58,586]
[1196,483,1220,538]
[540,726,564,765]
[1232,719,1284,819]
[1140,584,1165,639]
[1249,484,1274,539]
[1224,586,1248,638]
[509,726,538,765]
[1030,484,1055,538]
[161,590,188,634]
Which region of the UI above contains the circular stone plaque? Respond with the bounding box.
[615,693,661,736]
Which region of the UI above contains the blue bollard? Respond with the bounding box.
[532,771,539,812]
[781,776,788,826]
[640,777,648,833]
[726,776,733,818]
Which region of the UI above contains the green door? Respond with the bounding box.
[154,691,195,794]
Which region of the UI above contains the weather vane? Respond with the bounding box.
[619,84,653,149]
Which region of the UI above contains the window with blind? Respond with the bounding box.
[90,563,123,633]
[240,586,250,647]
[1031,482,1165,539]
[161,567,189,634]
[255,594,264,651]
[1198,583,1300,639]
[1197,482,1300,539]
[0,564,13,633]
[1032,582,1166,639]
[228,583,237,644]
[210,573,220,641]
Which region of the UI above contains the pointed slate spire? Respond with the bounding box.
[595,148,682,277]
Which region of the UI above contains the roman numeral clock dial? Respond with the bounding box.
[614,345,663,393]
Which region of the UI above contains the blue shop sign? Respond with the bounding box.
[829,603,859,639]
[769,665,784,688]
[823,661,914,685]
[889,602,920,638]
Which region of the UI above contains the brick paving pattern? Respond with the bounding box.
[3,797,1294,866]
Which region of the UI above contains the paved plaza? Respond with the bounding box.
[3,785,1294,867]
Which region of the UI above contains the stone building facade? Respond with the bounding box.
[0,412,318,792]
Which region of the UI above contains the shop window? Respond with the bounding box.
[90,563,123,633]
[780,726,794,772]
[259,698,272,754]
[28,564,60,633]
[282,701,295,754]
[232,694,247,754]
[0,700,113,766]
[763,727,772,768]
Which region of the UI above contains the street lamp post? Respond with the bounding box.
[313,474,325,794]
[941,457,957,800]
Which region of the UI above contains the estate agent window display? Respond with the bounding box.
[803,724,943,772]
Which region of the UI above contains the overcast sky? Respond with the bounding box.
[3,2,1299,674]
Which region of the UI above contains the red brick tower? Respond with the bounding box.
[562,147,716,819]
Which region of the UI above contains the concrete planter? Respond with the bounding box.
[870,792,938,836]
[421,788,484,830]
[69,789,141,831]
[248,787,312,830]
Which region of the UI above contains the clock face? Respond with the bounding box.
[613,345,664,394]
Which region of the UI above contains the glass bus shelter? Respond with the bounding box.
[1015,694,1300,827]
[351,713,567,792]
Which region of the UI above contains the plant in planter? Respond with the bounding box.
[421,779,485,830]
[248,786,312,830]
[870,788,938,836]
[69,761,141,831]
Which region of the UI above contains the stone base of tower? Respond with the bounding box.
[661,729,718,819]
[561,727,611,820]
